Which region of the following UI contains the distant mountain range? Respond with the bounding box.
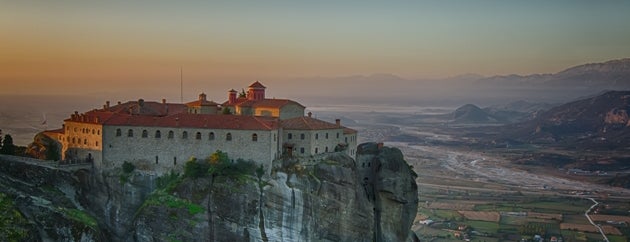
[288,58,630,106]
[475,58,630,89]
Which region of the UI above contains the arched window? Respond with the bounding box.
[142,130,148,138]
[168,130,174,139]
[288,133,293,139]
[72,137,76,144]
[315,148,318,154]
[300,133,305,140]
[92,129,95,135]
[116,129,121,137]
[336,132,340,139]
[84,139,87,145]
[325,133,329,139]
[315,133,319,139]
[195,132,201,140]
[155,130,161,138]
[78,138,81,144]
[98,130,101,135]
[127,129,133,137]
[300,147,305,154]
[182,131,188,139]
[226,133,232,141]
[95,141,99,146]
[325,147,328,152]
[252,133,258,142]
[345,137,348,143]
[209,132,215,140]
[155,156,159,164]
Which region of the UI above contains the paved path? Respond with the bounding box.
[0,154,92,172]
[585,197,609,242]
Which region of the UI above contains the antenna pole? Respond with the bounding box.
[180,66,183,103]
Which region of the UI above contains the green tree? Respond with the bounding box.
[238,88,247,98]
[0,134,15,155]
[45,143,60,161]
[222,107,232,115]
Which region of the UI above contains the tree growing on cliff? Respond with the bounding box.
[0,134,15,155]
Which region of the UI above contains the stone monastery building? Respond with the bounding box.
[45,82,357,172]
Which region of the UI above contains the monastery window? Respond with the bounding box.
[174,157,177,165]
[155,130,161,138]
[142,130,148,138]
[326,133,329,139]
[300,133,305,140]
[274,134,276,141]
[315,133,319,139]
[288,133,292,140]
[95,141,99,147]
[195,132,202,140]
[226,133,232,141]
[155,156,158,164]
[116,129,122,137]
[92,129,95,135]
[72,137,76,144]
[209,132,215,140]
[182,131,188,139]
[78,138,81,144]
[97,130,100,135]
[84,139,87,145]
[252,133,258,142]
[127,129,134,137]
[168,131,174,139]
[300,147,305,154]
[337,133,340,139]
[345,137,348,143]
[315,148,318,154]
[325,147,329,152]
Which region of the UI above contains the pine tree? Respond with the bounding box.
[1,134,15,155]
[239,88,247,98]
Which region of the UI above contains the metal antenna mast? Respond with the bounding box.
[180,66,183,103]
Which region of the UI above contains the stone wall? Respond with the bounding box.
[102,125,278,174]
[279,103,305,120]
[61,121,103,161]
[282,128,351,157]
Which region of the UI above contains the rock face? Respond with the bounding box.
[356,142,419,242]
[0,155,105,241]
[0,143,418,241]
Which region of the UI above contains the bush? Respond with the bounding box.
[122,161,135,173]
[183,150,258,180]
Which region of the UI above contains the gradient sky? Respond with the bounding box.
[2,0,630,100]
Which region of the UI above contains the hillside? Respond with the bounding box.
[504,91,630,149]
[451,104,501,123]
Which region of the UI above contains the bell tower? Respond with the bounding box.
[247,81,266,101]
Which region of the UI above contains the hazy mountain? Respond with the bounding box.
[476,58,630,89]
[451,104,500,123]
[287,58,630,106]
[505,90,630,148]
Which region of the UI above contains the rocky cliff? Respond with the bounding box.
[0,143,418,241]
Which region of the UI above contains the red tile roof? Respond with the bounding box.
[248,81,266,88]
[104,101,186,116]
[343,127,358,134]
[281,116,342,130]
[186,99,219,107]
[224,98,305,109]
[103,113,279,130]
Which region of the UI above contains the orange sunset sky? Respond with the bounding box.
[2,1,630,101]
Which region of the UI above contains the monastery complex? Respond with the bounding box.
[44,82,357,173]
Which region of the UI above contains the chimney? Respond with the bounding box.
[307,112,312,117]
[117,101,122,105]
[106,101,110,109]
[162,98,167,104]
[228,89,237,104]
[199,93,207,101]
[335,119,341,127]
